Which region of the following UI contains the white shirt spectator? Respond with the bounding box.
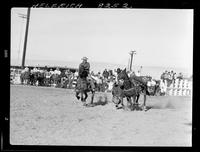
[160,80,167,93]
[21,69,26,73]
[33,67,38,73]
[135,71,141,77]
[151,80,156,86]
[54,69,61,75]
[24,67,29,72]
[45,71,51,78]
[39,69,44,73]
[50,70,54,75]
[108,81,114,91]
[30,69,34,73]
[74,71,78,77]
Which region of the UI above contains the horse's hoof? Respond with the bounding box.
[130,106,135,111]
[142,106,147,111]
[116,106,122,110]
[86,103,94,107]
[83,103,87,106]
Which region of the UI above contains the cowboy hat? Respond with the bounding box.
[81,57,88,60]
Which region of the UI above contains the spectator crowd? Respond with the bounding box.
[10,66,189,96]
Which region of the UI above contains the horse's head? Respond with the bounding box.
[117,68,130,86]
[117,68,129,80]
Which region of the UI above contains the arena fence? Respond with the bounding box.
[166,79,192,96]
[11,72,192,97]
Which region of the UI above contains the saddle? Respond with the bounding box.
[130,75,147,87]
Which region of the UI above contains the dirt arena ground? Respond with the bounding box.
[10,85,192,146]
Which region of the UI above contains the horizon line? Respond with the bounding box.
[10,58,192,71]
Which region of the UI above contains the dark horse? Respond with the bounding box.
[114,68,149,110]
[75,71,95,106]
[112,82,141,110]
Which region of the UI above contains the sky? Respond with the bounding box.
[11,8,193,71]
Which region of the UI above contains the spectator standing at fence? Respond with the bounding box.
[113,69,117,77]
[163,70,168,80]
[108,70,113,77]
[167,71,171,79]
[21,67,26,74]
[177,72,183,80]
[49,69,54,76]
[54,67,61,75]
[65,69,70,78]
[171,71,176,83]
[24,66,29,72]
[103,69,109,80]
[74,70,79,77]
[160,79,167,96]
[160,71,165,80]
[135,70,141,76]
[33,66,38,73]
[173,72,176,81]
[45,69,51,78]
[39,68,44,73]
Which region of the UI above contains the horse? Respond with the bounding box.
[112,82,141,110]
[116,68,149,110]
[114,69,141,110]
[75,71,96,107]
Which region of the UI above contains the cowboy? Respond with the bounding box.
[78,57,95,91]
[103,69,109,79]
[78,57,90,78]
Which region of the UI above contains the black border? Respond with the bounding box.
[2,0,200,151]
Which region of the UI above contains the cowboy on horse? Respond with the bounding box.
[78,57,90,79]
[75,57,95,106]
[77,57,95,89]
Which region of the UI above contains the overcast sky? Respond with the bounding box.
[11,8,193,70]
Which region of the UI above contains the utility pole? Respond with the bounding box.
[129,50,136,71]
[21,8,31,69]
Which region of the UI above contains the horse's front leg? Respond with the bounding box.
[136,94,140,105]
[75,90,80,100]
[126,97,132,111]
[84,92,88,101]
[81,92,84,102]
[120,97,124,109]
[142,90,147,111]
[131,96,136,111]
[91,91,95,105]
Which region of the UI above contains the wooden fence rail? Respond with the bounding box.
[166,79,192,96]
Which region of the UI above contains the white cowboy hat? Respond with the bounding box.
[81,57,88,60]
